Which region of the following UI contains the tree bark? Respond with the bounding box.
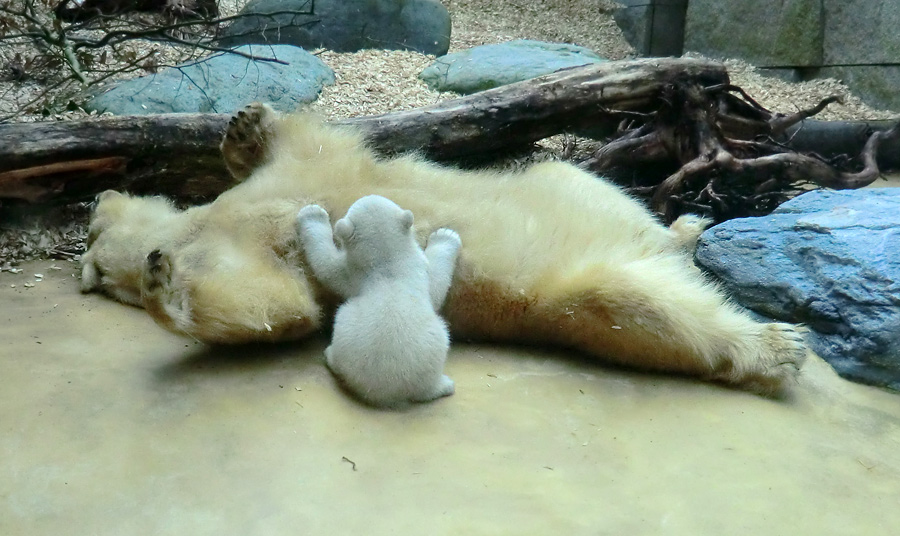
[0,58,728,203]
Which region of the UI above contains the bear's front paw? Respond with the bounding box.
[297,204,330,224]
[429,228,462,248]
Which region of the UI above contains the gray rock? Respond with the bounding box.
[419,40,606,94]
[684,0,822,67]
[86,45,334,115]
[218,0,451,56]
[695,189,900,391]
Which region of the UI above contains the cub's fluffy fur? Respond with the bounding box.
[297,196,460,407]
[82,102,807,396]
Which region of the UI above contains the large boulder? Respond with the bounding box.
[695,189,900,390]
[684,0,822,67]
[217,0,451,56]
[86,45,334,115]
[419,40,606,94]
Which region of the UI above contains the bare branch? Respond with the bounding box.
[0,2,319,120]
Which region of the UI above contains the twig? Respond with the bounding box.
[341,456,358,471]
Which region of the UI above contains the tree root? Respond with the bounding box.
[584,80,900,223]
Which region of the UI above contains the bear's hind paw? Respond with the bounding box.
[221,102,277,181]
[740,323,808,397]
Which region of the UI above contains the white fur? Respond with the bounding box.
[297,195,461,407]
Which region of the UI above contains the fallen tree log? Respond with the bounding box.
[785,119,900,170]
[0,58,728,203]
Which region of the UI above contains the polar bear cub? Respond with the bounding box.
[296,195,462,408]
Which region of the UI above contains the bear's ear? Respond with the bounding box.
[401,209,414,231]
[334,218,354,242]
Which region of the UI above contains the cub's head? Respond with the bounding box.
[81,190,177,306]
[335,195,416,263]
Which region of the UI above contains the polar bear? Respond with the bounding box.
[81,102,807,396]
[297,196,461,407]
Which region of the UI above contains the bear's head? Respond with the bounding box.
[81,190,178,305]
[335,195,417,265]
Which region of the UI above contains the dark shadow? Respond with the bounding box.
[153,334,329,382]
[452,339,784,401]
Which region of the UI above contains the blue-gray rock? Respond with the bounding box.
[85,45,334,115]
[419,40,606,94]
[218,0,451,56]
[695,189,900,391]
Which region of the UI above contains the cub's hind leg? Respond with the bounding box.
[415,375,456,402]
[536,255,806,396]
[220,102,280,180]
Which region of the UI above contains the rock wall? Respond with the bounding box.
[613,0,688,57]
[616,0,900,111]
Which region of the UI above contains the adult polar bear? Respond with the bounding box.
[81,103,806,395]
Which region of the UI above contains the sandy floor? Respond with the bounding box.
[1,261,899,535]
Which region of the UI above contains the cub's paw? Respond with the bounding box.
[220,102,278,180]
[428,228,462,248]
[745,322,808,396]
[297,204,330,224]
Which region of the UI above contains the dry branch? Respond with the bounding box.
[0,58,728,203]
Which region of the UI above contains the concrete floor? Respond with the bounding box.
[2,261,899,535]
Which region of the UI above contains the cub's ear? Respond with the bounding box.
[334,218,354,242]
[401,209,414,230]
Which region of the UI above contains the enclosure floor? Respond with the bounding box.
[2,261,899,535]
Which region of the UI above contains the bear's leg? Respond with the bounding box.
[536,254,806,396]
[296,205,354,298]
[141,246,322,344]
[424,229,462,310]
[220,102,279,181]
